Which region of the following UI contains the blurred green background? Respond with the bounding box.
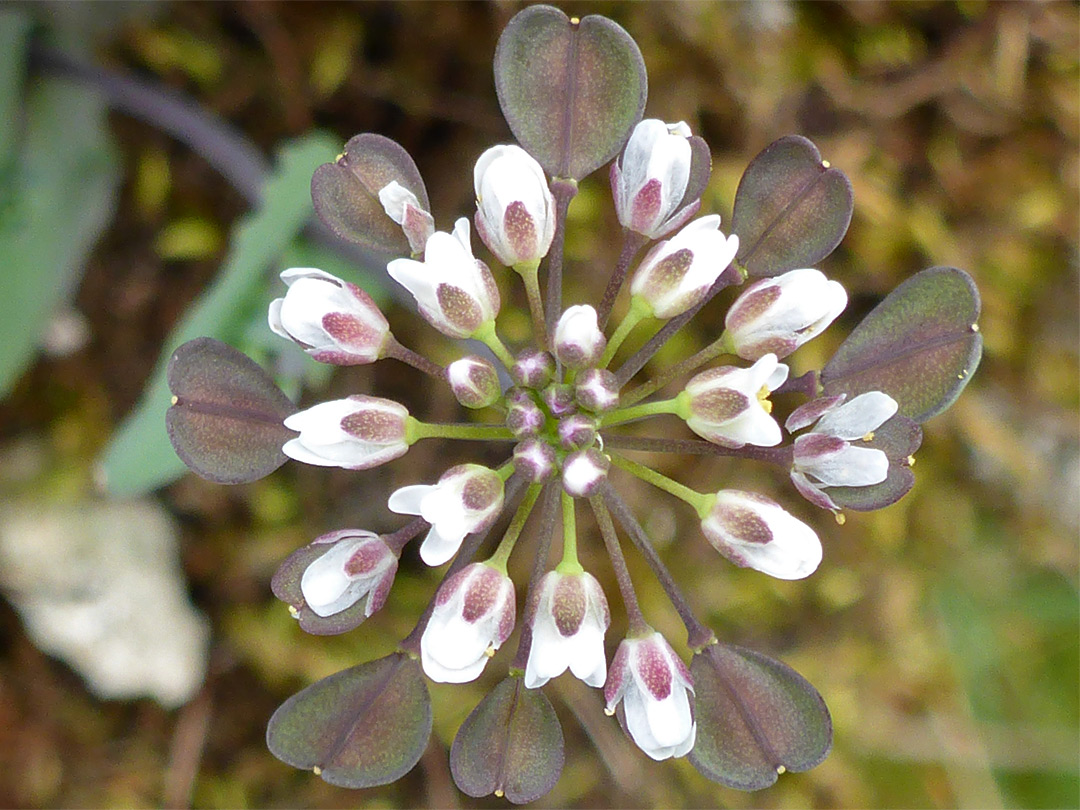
[0,2,1076,807]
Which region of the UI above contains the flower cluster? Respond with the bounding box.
[167,5,981,801]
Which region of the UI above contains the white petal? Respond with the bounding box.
[267,297,288,340]
[282,437,345,467]
[419,525,464,566]
[814,391,898,439]
[420,637,489,684]
[378,180,421,224]
[422,615,491,671]
[300,539,372,617]
[642,688,694,749]
[387,484,431,516]
[566,626,608,687]
[804,444,889,487]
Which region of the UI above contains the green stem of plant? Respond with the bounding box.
[406,417,514,443]
[488,483,543,572]
[599,396,681,428]
[608,452,712,518]
[515,260,548,351]
[556,491,583,574]
[472,320,517,370]
[599,298,649,369]
[620,330,734,408]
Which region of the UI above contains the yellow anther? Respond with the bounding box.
[834,512,846,525]
[288,605,300,618]
[906,454,916,467]
[776,765,787,775]
[170,395,179,405]
[484,645,496,658]
[861,430,875,442]
[821,160,831,169]
[603,706,615,716]
[313,765,322,776]
[495,789,505,798]
[570,16,580,24]
[757,386,774,414]
[971,323,980,332]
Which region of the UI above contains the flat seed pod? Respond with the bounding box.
[166,337,296,484]
[731,135,853,277]
[494,5,646,181]
[267,654,432,789]
[311,133,429,253]
[450,676,564,804]
[689,643,832,791]
[821,267,982,423]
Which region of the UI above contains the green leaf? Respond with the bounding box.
[689,643,832,791]
[0,8,32,170]
[267,654,432,789]
[0,78,121,398]
[166,338,296,485]
[731,135,853,277]
[98,133,341,496]
[821,267,982,423]
[494,5,646,181]
[450,676,564,804]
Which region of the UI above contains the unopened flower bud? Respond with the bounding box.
[389,464,505,566]
[629,215,739,319]
[725,268,847,360]
[283,396,409,470]
[378,180,435,255]
[612,119,700,239]
[507,395,545,438]
[575,369,620,413]
[561,448,610,497]
[512,348,555,389]
[542,383,575,418]
[700,490,822,580]
[299,530,397,618]
[525,570,610,688]
[680,354,788,448]
[558,413,598,450]
[554,305,606,370]
[513,439,557,482]
[387,218,500,339]
[268,268,390,365]
[447,355,501,409]
[473,145,556,267]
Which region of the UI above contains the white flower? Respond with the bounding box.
[420,563,516,683]
[725,268,847,360]
[700,490,822,580]
[554,305,606,369]
[525,571,610,688]
[299,530,397,618]
[787,391,898,511]
[388,464,505,566]
[612,119,697,239]
[473,145,555,266]
[268,267,390,365]
[282,395,410,470]
[680,354,789,448]
[629,215,740,319]
[604,632,696,761]
[378,180,435,254]
[387,218,500,338]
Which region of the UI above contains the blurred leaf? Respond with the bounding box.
[153,216,222,260]
[494,5,646,181]
[267,653,432,789]
[821,267,982,423]
[98,132,340,495]
[311,132,427,253]
[0,78,120,398]
[166,337,296,485]
[0,8,31,170]
[827,415,923,511]
[731,135,853,277]
[450,676,564,804]
[689,643,832,790]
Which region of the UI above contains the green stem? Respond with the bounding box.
[608,453,712,517]
[472,320,517,370]
[620,330,734,408]
[406,417,514,443]
[515,260,548,351]
[599,396,681,428]
[599,298,649,369]
[488,483,543,572]
[556,491,583,574]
